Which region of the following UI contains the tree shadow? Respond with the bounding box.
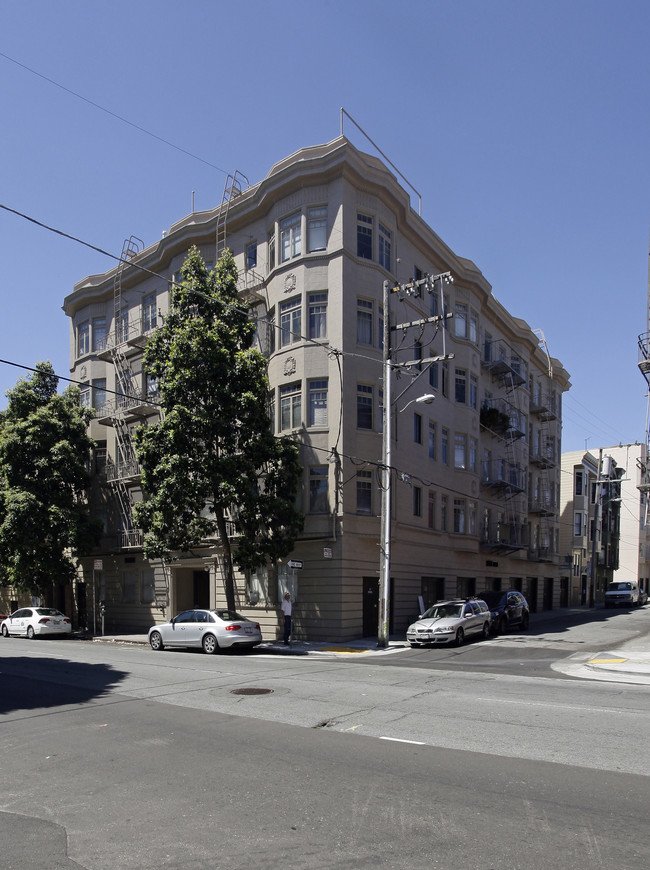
[0,654,127,715]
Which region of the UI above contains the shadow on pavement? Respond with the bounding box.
[0,812,86,869]
[0,655,127,715]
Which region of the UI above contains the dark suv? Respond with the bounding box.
[481,590,530,635]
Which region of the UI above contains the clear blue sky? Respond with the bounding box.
[1,0,649,453]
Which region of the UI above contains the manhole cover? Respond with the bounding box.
[230,687,274,696]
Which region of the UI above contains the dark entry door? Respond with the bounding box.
[362,577,378,637]
[193,571,210,609]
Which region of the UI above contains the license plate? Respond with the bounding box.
[52,620,61,625]
[245,627,253,634]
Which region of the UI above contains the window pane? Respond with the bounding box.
[357,213,373,259]
[309,380,328,427]
[310,466,329,513]
[308,293,327,339]
[357,385,373,429]
[308,207,327,252]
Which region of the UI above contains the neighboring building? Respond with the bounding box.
[63,136,570,641]
[559,450,624,605]
[561,442,650,602]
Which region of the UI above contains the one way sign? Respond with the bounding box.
[287,560,303,570]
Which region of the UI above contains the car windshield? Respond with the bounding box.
[607,582,631,591]
[422,604,463,620]
[212,610,246,622]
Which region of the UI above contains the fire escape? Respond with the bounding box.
[528,330,557,562]
[480,337,527,552]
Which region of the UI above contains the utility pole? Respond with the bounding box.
[377,271,454,648]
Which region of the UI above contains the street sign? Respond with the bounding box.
[287,560,303,570]
[94,560,103,571]
[323,547,332,559]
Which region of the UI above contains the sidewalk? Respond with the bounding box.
[89,606,650,678]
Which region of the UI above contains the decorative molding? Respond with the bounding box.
[284,273,297,294]
[79,365,88,381]
[283,356,297,377]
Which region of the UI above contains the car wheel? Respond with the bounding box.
[498,615,507,635]
[521,613,529,630]
[26,626,35,639]
[1,624,8,637]
[455,628,464,647]
[149,631,164,651]
[482,621,490,640]
[202,634,219,654]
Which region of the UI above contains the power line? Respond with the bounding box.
[0,50,230,176]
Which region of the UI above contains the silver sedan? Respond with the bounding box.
[148,609,262,654]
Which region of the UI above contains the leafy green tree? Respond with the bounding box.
[0,362,101,598]
[133,247,303,611]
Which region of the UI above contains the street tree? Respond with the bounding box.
[133,247,304,611]
[0,362,101,599]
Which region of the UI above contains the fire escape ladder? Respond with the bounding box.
[215,171,249,260]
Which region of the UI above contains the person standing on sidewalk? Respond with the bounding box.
[281,592,292,645]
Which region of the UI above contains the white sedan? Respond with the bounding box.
[148,609,262,654]
[1,607,72,639]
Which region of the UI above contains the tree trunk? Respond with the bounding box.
[216,510,237,611]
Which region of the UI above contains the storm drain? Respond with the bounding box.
[230,687,274,696]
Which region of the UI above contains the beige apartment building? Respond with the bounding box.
[63,136,570,641]
[560,444,650,606]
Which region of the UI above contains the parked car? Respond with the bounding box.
[148,609,262,654]
[480,589,530,635]
[406,598,491,648]
[639,587,648,606]
[1,607,72,639]
[604,581,640,608]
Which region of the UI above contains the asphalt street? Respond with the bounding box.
[1,607,649,869]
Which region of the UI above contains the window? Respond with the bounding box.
[280,213,301,262]
[441,361,448,397]
[413,486,422,517]
[308,207,327,252]
[145,372,158,400]
[280,297,301,346]
[143,293,157,333]
[115,307,129,344]
[453,499,466,534]
[455,368,467,404]
[309,466,329,513]
[441,427,449,465]
[469,310,478,344]
[413,412,422,444]
[429,359,439,390]
[77,321,89,356]
[484,332,492,362]
[92,317,106,352]
[308,293,327,339]
[378,222,391,270]
[428,420,436,460]
[280,383,301,431]
[414,340,422,370]
[357,384,373,429]
[469,501,477,536]
[246,241,258,270]
[455,303,468,339]
[428,491,436,529]
[454,433,467,470]
[80,383,90,408]
[308,380,328,427]
[441,495,448,531]
[357,213,373,259]
[357,299,373,345]
[92,378,107,415]
[357,470,372,515]
[575,470,583,496]
[469,437,478,473]
[430,289,439,318]
[469,374,478,409]
[574,512,583,536]
[268,229,276,271]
